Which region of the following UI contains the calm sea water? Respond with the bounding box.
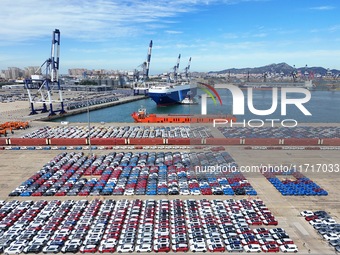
[53,90,340,123]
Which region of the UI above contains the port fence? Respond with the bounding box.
[2,137,340,146]
[0,138,7,145]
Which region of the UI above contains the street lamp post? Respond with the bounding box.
[87,86,92,155]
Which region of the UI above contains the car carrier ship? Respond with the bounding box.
[148,82,197,106]
[131,107,236,123]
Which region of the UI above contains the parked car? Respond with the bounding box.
[279,244,298,253]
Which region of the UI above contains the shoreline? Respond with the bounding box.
[0,95,147,123]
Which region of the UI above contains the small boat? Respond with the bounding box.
[131,107,236,123]
[181,97,198,105]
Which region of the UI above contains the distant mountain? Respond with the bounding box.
[212,62,340,76]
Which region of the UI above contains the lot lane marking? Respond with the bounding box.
[293,222,310,236]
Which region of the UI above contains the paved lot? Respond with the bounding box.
[0,148,338,254]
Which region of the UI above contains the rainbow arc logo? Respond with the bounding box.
[198,82,223,105]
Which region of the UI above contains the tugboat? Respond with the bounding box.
[131,107,236,123]
[180,96,198,105]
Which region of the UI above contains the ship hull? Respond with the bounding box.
[131,112,236,123]
[148,84,197,106]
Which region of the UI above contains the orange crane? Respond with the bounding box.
[0,121,30,137]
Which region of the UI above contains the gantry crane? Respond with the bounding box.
[24,29,66,116]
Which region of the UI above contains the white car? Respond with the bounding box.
[243,244,262,253]
[98,243,116,253]
[117,244,134,253]
[171,243,189,252]
[323,233,339,241]
[42,245,62,254]
[226,244,244,252]
[300,210,314,217]
[135,243,152,253]
[280,244,298,253]
[258,238,276,245]
[100,239,117,246]
[323,219,337,225]
[190,190,201,195]
[64,239,82,246]
[4,245,25,255]
[269,228,286,235]
[190,243,207,252]
[180,190,190,195]
[309,219,323,226]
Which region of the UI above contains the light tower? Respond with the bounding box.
[25,29,65,116]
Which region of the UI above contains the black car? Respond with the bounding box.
[8,191,20,196]
[234,188,246,195]
[314,210,329,217]
[329,239,340,247]
[213,190,223,195]
[61,244,80,254]
[100,191,112,195]
[23,244,44,254]
[335,245,340,253]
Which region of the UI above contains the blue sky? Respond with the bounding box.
[1,0,340,74]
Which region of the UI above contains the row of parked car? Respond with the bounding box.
[218,126,340,138]
[9,152,257,197]
[22,126,213,139]
[300,210,340,253]
[0,199,297,254]
[66,96,119,111]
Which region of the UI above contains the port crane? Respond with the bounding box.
[173,54,181,82]
[134,40,152,86]
[166,54,181,83]
[184,57,191,82]
[24,29,65,116]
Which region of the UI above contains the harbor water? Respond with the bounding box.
[52,90,340,123]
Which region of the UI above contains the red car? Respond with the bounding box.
[55,191,66,196]
[172,244,189,252]
[263,218,278,225]
[276,239,294,245]
[305,215,318,221]
[80,245,97,253]
[262,244,279,253]
[154,245,170,253]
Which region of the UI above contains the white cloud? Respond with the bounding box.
[310,5,335,11]
[165,30,183,34]
[0,0,206,42]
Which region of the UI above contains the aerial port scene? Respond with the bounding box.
[0,1,339,255]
